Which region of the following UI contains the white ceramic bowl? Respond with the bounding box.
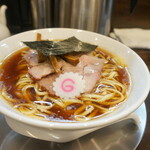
[0,28,150,142]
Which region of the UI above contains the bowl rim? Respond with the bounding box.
[0,28,150,130]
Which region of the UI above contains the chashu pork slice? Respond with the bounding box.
[38,73,59,96]
[24,49,63,80]
[28,63,55,80]
[28,60,64,80]
[81,55,105,93]
[23,49,39,67]
[62,55,104,93]
[38,55,104,96]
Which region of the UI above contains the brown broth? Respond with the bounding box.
[0,48,28,98]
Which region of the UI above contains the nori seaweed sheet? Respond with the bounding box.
[23,36,98,56]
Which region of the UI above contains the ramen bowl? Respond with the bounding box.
[0,28,149,142]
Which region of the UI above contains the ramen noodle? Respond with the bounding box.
[0,34,130,122]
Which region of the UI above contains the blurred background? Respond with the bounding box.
[0,0,150,35]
